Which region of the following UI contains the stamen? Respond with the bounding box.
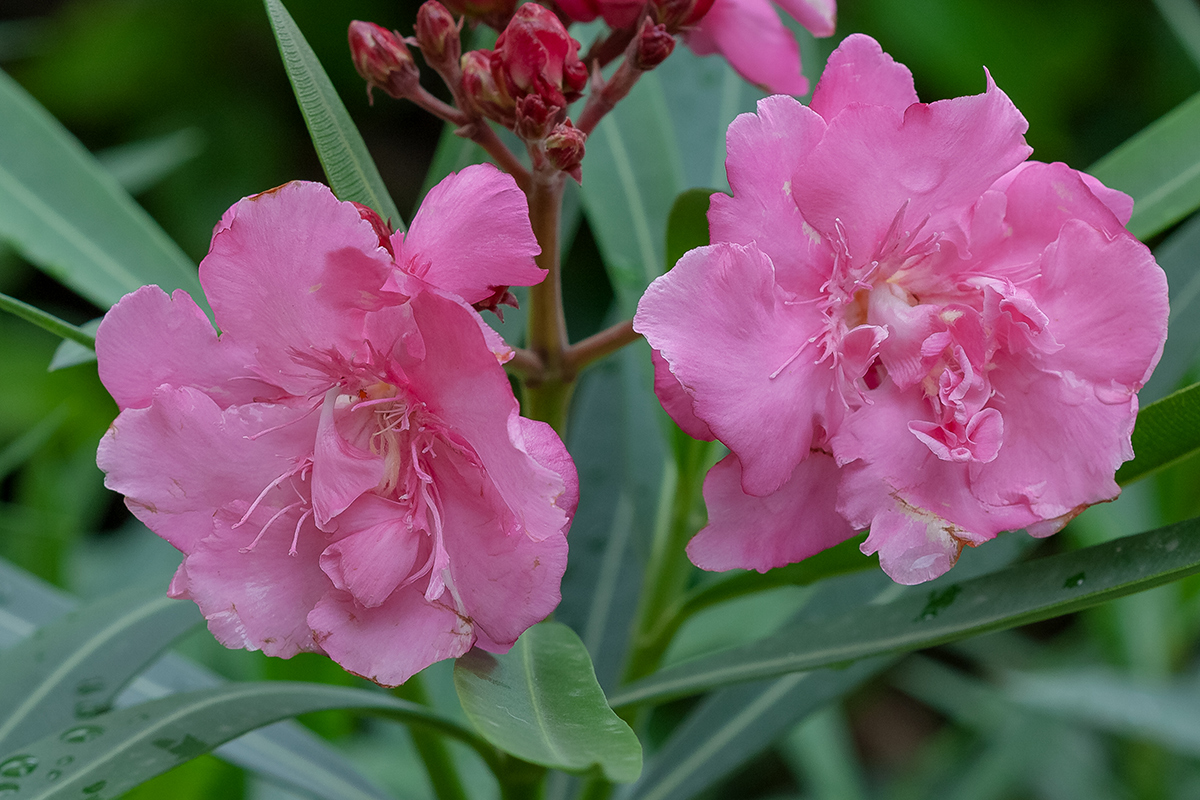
[289,508,314,556]
[770,339,814,380]
[232,465,304,529]
[239,500,302,553]
[244,400,321,440]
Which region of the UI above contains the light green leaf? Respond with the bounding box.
[0,585,201,754]
[0,292,95,350]
[48,319,100,371]
[263,0,403,228]
[0,69,202,310]
[1090,88,1200,240]
[95,128,205,196]
[0,557,396,800]
[0,682,487,800]
[581,72,685,314]
[609,514,1200,708]
[1116,381,1200,484]
[454,621,642,782]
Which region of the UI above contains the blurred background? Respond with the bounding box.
[1,0,1199,798]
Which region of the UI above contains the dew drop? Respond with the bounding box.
[1063,572,1086,589]
[59,725,104,744]
[74,700,110,719]
[82,779,107,794]
[0,783,19,798]
[46,769,62,782]
[75,678,105,696]
[0,755,36,778]
[56,756,74,767]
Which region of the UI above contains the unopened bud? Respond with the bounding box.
[514,94,561,141]
[494,4,587,107]
[415,2,462,72]
[348,21,420,102]
[461,49,516,126]
[632,19,675,70]
[473,286,520,320]
[545,121,586,182]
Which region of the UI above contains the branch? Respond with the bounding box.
[563,318,641,373]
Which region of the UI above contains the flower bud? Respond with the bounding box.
[632,18,675,70]
[348,21,420,102]
[514,94,561,141]
[545,121,587,182]
[350,202,395,256]
[414,2,462,73]
[494,5,587,108]
[461,49,516,126]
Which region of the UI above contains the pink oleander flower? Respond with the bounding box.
[635,34,1168,584]
[555,0,835,95]
[96,165,577,685]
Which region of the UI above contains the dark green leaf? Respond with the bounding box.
[1090,89,1200,240]
[1116,381,1200,484]
[0,69,202,310]
[454,621,642,782]
[664,189,713,272]
[0,682,487,800]
[608,515,1200,708]
[0,585,201,753]
[0,291,95,349]
[627,659,889,800]
[1140,212,1200,402]
[263,0,403,228]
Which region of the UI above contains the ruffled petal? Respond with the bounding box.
[651,348,715,441]
[687,452,855,572]
[809,33,917,122]
[395,164,543,305]
[774,0,835,36]
[636,242,832,496]
[318,495,422,608]
[199,181,394,393]
[96,286,278,411]
[311,388,385,529]
[708,95,832,296]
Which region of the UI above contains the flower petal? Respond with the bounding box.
[687,452,855,572]
[318,495,422,608]
[809,33,917,122]
[685,0,809,96]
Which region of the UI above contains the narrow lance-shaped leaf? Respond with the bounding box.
[1090,88,1200,240]
[608,514,1200,708]
[264,0,404,228]
[1116,381,1200,484]
[454,621,642,782]
[0,585,201,754]
[0,682,493,800]
[664,188,713,272]
[0,69,202,310]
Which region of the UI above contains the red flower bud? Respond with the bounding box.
[514,94,561,141]
[654,0,716,29]
[415,2,462,73]
[545,120,587,182]
[632,18,675,70]
[348,21,420,102]
[461,49,516,126]
[494,5,587,108]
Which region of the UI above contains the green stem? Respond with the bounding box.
[522,167,573,437]
[0,291,95,348]
[393,674,471,800]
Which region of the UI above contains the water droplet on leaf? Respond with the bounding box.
[46,769,62,782]
[1063,572,1085,589]
[75,678,105,696]
[0,755,36,778]
[60,725,104,744]
[0,782,19,797]
[83,779,107,794]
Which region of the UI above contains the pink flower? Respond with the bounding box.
[635,35,1167,585]
[555,0,834,95]
[96,165,577,685]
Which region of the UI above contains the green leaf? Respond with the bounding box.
[626,659,888,800]
[1116,381,1200,485]
[95,128,205,196]
[0,682,489,800]
[664,188,713,272]
[0,585,201,753]
[48,319,101,371]
[0,291,96,349]
[1090,88,1200,240]
[0,68,202,310]
[263,0,403,229]
[1140,212,1200,401]
[581,72,685,314]
[608,514,1200,708]
[1152,0,1200,72]
[453,621,642,782]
